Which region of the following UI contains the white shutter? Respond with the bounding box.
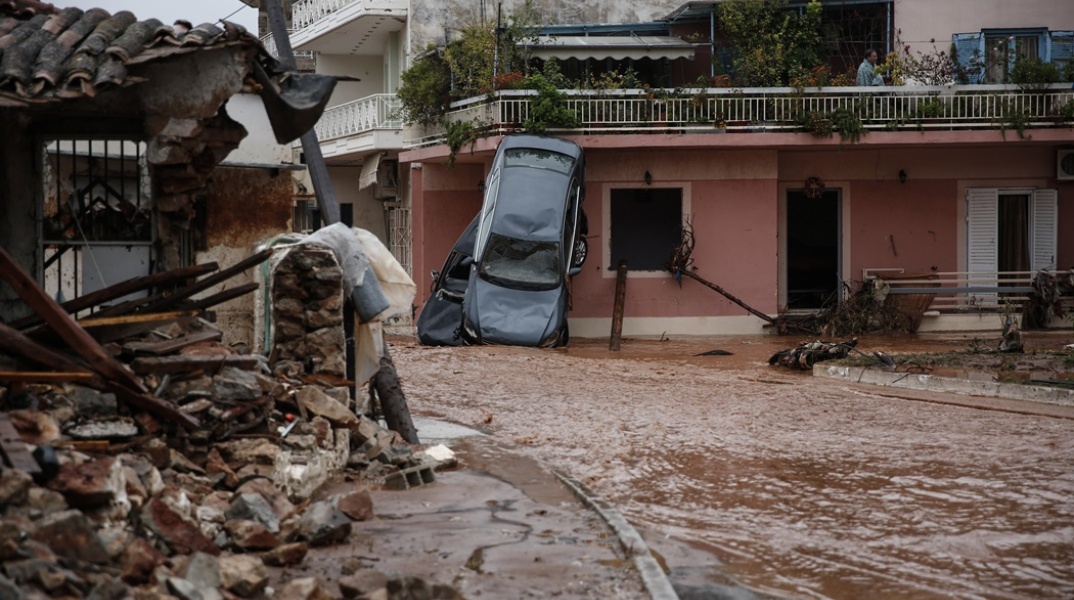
[966,188,998,274]
[1030,189,1058,272]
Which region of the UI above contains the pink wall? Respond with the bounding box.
[847,180,959,279]
[412,163,484,305]
[1060,183,1074,271]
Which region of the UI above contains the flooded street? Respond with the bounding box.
[393,333,1074,599]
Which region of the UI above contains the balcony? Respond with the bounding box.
[313,93,403,161]
[405,84,1074,148]
[289,0,407,54]
[259,32,316,62]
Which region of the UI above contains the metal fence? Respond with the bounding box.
[406,84,1074,146]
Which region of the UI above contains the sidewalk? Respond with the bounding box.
[266,420,651,599]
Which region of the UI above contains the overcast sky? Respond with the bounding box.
[69,1,259,32]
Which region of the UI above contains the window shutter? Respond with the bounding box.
[1049,31,1074,67]
[952,33,984,84]
[966,188,998,274]
[1030,189,1058,272]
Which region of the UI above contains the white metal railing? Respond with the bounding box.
[406,83,1074,147]
[865,269,1074,312]
[292,0,406,30]
[314,93,402,141]
[259,32,315,61]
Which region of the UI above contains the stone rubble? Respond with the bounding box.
[1,308,461,599]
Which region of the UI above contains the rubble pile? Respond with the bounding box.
[0,249,454,599]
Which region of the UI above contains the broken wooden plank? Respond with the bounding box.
[0,413,41,476]
[0,321,94,375]
[184,282,260,311]
[610,260,628,352]
[0,372,96,383]
[135,248,274,315]
[0,245,146,392]
[5,262,218,330]
[677,269,776,324]
[103,382,200,430]
[77,310,198,330]
[123,329,223,357]
[130,354,261,375]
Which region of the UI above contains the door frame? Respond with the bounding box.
[777,182,851,311]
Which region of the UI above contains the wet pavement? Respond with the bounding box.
[276,440,648,598]
[394,331,1074,599]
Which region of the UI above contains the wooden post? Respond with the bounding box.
[609,260,628,351]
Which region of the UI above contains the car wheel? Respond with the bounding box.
[572,237,588,267]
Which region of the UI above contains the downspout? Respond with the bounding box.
[710,8,715,77]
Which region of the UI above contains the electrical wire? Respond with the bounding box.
[216,1,251,25]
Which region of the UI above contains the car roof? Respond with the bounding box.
[495,134,583,161]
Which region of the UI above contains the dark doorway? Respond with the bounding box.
[610,188,682,271]
[786,189,840,309]
[997,193,1030,273]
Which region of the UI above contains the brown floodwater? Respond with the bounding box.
[393,331,1074,599]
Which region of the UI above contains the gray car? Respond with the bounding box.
[461,135,587,347]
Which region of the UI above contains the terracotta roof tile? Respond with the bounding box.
[0,2,258,104]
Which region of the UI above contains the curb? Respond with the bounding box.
[815,364,1074,408]
[553,471,679,600]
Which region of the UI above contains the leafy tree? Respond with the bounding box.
[397,50,450,127]
[717,0,825,86]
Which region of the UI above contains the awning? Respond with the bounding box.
[359,152,383,191]
[525,36,695,61]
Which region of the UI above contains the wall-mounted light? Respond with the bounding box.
[477,180,485,192]
[898,169,907,183]
[644,170,653,185]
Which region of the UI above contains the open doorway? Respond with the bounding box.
[786,189,840,309]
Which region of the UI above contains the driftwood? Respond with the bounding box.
[610,260,628,351]
[371,349,418,444]
[666,220,775,324]
[769,338,858,370]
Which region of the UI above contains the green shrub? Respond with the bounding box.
[1010,58,1061,90]
[397,51,450,127]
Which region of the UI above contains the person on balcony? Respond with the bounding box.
[856,49,885,86]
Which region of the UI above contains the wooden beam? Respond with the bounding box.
[76,310,198,329]
[0,321,93,375]
[123,329,222,357]
[0,372,96,383]
[130,354,261,375]
[185,282,260,311]
[5,262,218,330]
[104,382,200,430]
[135,248,273,314]
[0,245,146,392]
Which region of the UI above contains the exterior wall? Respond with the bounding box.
[895,0,1074,53]
[224,94,292,166]
[327,165,389,241]
[571,149,779,324]
[198,166,293,348]
[317,54,387,105]
[411,162,484,302]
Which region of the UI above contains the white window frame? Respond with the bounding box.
[965,187,1058,274]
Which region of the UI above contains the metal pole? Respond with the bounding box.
[264,0,341,226]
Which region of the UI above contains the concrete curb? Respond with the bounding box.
[553,471,679,600]
[815,364,1074,408]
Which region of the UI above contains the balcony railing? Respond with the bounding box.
[406,84,1074,147]
[314,93,402,141]
[259,32,316,61]
[292,0,405,30]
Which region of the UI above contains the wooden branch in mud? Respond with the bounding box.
[372,350,419,445]
[610,260,628,351]
[676,269,775,324]
[5,262,218,330]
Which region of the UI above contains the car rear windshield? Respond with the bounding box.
[503,148,574,174]
[478,233,561,291]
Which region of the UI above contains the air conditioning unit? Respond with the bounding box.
[1058,149,1074,181]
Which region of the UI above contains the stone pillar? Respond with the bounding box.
[270,245,346,376]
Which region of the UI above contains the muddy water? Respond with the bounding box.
[394,332,1074,599]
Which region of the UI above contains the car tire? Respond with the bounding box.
[572,237,588,267]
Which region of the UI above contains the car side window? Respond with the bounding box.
[474,170,500,259]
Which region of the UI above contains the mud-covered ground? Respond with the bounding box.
[394,332,1074,600]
